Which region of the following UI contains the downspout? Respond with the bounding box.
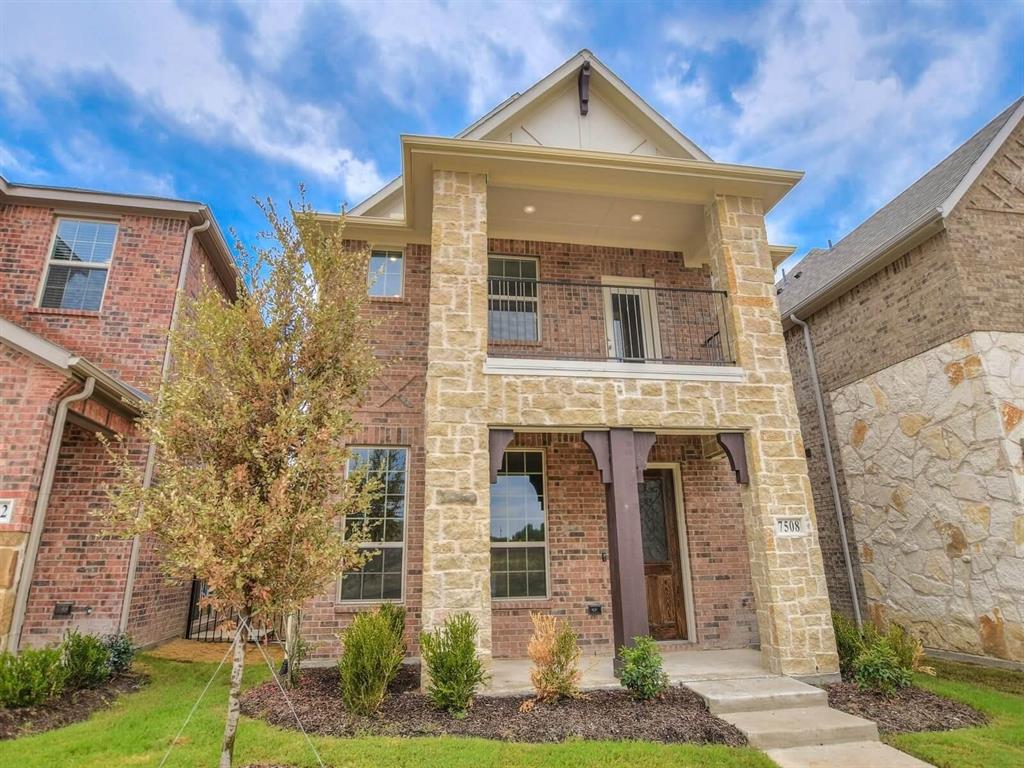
[790,313,863,629]
[118,219,211,633]
[8,377,96,652]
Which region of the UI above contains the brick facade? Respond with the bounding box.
[784,117,1024,659]
[0,198,231,651]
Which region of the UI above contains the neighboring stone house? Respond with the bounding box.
[0,176,237,651]
[300,50,842,682]
[779,99,1024,664]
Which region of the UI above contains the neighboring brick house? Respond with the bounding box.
[779,99,1024,663]
[300,50,842,682]
[0,176,237,651]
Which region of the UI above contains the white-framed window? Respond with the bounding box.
[339,446,407,602]
[488,255,539,342]
[367,249,404,298]
[38,218,118,311]
[490,449,548,599]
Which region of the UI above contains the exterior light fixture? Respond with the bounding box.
[630,213,643,223]
[523,205,536,214]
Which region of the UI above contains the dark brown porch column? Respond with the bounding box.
[583,428,655,666]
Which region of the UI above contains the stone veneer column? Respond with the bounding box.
[420,170,493,659]
[706,195,840,678]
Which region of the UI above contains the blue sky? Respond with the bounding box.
[1,0,1021,273]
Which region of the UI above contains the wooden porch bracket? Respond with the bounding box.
[488,428,515,483]
[716,432,749,484]
[583,428,655,667]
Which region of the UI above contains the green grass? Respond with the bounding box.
[886,660,1024,768]
[0,655,773,767]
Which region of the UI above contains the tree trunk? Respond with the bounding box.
[220,613,248,768]
[284,612,297,687]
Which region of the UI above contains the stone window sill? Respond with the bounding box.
[27,307,101,319]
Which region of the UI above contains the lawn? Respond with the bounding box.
[0,654,774,767]
[886,659,1024,768]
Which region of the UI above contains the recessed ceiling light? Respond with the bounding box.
[523,205,536,214]
[630,213,643,223]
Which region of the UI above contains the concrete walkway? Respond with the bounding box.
[686,676,931,767]
[485,648,767,695]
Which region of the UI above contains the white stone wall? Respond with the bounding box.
[831,331,1024,661]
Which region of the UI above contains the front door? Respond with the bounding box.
[639,468,688,640]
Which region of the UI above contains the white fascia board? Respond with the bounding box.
[940,98,1024,217]
[484,357,745,382]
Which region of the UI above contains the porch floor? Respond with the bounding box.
[485,648,770,696]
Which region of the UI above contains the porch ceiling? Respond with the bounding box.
[487,186,705,254]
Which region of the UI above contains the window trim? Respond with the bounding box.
[36,216,120,313]
[490,447,551,602]
[337,444,409,605]
[487,254,542,344]
[367,246,406,300]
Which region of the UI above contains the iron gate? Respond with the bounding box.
[185,579,283,642]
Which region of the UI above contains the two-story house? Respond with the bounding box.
[780,98,1024,664]
[299,51,841,682]
[0,176,236,651]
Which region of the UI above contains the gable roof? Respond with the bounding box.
[778,97,1024,319]
[350,50,711,217]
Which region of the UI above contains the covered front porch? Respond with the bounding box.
[486,429,759,662]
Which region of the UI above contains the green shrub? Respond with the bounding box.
[378,603,407,650]
[60,629,111,689]
[884,623,935,676]
[419,612,488,714]
[526,613,581,701]
[0,648,67,708]
[338,607,405,715]
[619,635,669,701]
[852,642,912,694]
[832,612,864,679]
[103,633,135,675]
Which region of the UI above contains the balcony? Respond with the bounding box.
[485,277,735,378]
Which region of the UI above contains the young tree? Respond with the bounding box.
[103,195,378,767]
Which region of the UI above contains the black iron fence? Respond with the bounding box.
[487,277,733,365]
[185,579,283,643]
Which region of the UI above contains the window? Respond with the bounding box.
[488,256,539,342]
[490,450,547,599]
[340,447,407,601]
[367,249,403,297]
[39,219,118,311]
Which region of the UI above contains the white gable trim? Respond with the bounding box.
[348,49,711,217]
[939,97,1024,217]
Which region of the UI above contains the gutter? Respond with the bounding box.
[7,378,96,651]
[118,219,210,633]
[789,314,863,629]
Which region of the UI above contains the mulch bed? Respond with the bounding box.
[826,681,987,734]
[0,672,148,740]
[241,666,746,745]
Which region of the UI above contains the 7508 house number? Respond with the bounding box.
[774,516,808,537]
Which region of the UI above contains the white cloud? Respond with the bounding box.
[1,0,384,199]
[336,0,577,118]
[656,0,1016,243]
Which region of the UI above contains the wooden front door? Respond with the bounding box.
[639,468,688,640]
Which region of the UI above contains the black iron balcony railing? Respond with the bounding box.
[487,278,734,365]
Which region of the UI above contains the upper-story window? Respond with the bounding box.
[367,249,404,298]
[39,218,118,311]
[488,256,539,342]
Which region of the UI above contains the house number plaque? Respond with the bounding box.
[0,499,13,524]
[774,516,808,538]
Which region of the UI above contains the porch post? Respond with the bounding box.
[583,428,655,666]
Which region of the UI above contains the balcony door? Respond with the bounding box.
[602,277,662,362]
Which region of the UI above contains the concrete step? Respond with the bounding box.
[686,676,827,714]
[767,741,932,767]
[720,705,879,750]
